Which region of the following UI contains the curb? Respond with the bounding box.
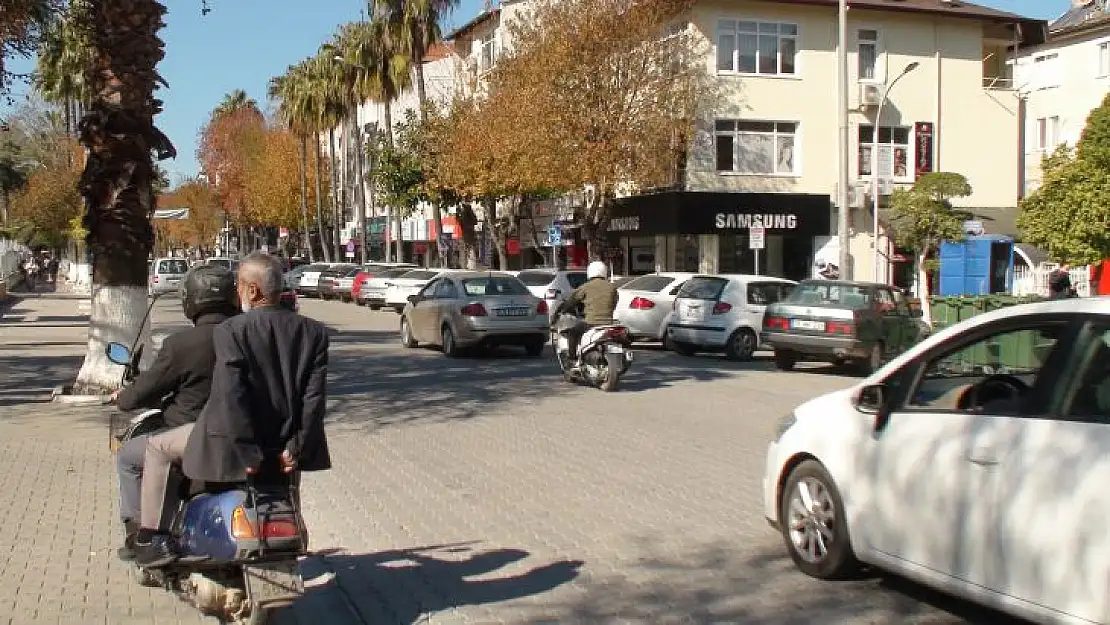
[51,385,109,404]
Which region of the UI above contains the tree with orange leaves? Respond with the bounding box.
[197,106,265,229]
[7,133,83,248]
[154,177,221,254]
[243,125,323,232]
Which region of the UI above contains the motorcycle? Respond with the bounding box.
[104,299,306,624]
[550,313,634,392]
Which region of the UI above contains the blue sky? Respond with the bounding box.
[2,0,1071,185]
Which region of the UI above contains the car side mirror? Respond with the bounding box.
[105,342,131,366]
[407,294,421,304]
[853,383,887,416]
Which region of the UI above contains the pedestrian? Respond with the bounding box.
[1048,263,1076,299]
[47,256,59,284]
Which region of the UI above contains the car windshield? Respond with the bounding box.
[461,276,530,296]
[304,264,327,272]
[344,268,361,277]
[205,259,231,269]
[157,259,189,274]
[400,270,439,281]
[378,268,413,279]
[621,275,677,292]
[566,272,588,288]
[678,277,729,300]
[748,282,793,305]
[517,271,555,286]
[786,282,872,308]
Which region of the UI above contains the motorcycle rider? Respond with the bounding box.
[112,264,239,561]
[551,260,619,363]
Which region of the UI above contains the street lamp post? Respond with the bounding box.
[871,61,919,284]
[836,0,851,280]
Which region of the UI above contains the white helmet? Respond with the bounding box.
[587,260,609,280]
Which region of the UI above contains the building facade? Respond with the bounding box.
[1014,0,1110,195]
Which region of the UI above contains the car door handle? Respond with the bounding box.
[967,448,999,466]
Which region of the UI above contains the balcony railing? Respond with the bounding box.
[983,76,1014,90]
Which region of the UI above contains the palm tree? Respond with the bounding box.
[269,64,317,262]
[310,49,350,262]
[0,0,57,93]
[34,2,92,138]
[72,0,178,393]
[214,88,260,118]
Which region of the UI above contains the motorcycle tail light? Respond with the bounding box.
[230,506,257,539]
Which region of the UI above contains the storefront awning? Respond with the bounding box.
[608,191,832,238]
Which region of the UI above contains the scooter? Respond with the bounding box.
[550,313,634,392]
[104,299,307,624]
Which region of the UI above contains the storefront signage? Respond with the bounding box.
[915,122,934,178]
[714,213,798,230]
[609,216,641,232]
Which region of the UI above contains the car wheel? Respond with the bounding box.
[400,318,417,348]
[773,351,797,371]
[859,342,884,375]
[524,339,545,357]
[671,340,698,357]
[779,460,859,579]
[442,325,459,357]
[355,299,365,306]
[725,328,757,361]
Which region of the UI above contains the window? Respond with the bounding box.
[435,279,459,299]
[1033,53,1060,89]
[157,259,189,274]
[908,322,1067,412]
[565,272,588,289]
[479,33,497,72]
[1036,116,1060,151]
[715,120,798,175]
[516,271,555,287]
[747,282,793,305]
[622,275,677,292]
[678,277,729,300]
[461,276,529,296]
[858,29,879,81]
[1100,42,1110,78]
[785,282,871,308]
[716,20,797,75]
[1064,327,1110,422]
[858,125,911,179]
[419,279,441,298]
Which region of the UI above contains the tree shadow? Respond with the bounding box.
[0,353,82,406]
[288,543,582,625]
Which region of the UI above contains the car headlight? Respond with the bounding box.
[774,413,797,441]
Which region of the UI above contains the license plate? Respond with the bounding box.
[244,561,302,605]
[680,303,703,320]
[495,307,530,317]
[792,319,826,331]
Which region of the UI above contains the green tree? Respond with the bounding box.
[367,110,426,225]
[886,172,971,326]
[1018,93,1110,266]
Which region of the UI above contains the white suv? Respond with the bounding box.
[665,274,796,360]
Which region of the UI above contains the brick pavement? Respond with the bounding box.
[0,297,1011,624]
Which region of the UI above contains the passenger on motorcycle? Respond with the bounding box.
[551,261,619,362]
[113,265,239,562]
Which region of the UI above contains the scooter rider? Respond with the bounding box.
[552,260,619,362]
[112,265,239,561]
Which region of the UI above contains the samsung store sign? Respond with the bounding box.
[714,213,798,230]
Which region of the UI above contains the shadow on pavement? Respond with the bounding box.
[0,353,81,406]
[294,543,582,624]
[552,539,1026,624]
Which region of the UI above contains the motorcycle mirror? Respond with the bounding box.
[105,342,132,365]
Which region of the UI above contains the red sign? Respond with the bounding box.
[505,238,521,256]
[413,243,427,255]
[914,122,934,178]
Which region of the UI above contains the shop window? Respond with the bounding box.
[715,120,797,175]
[718,233,756,274]
[676,235,700,272]
[858,125,910,180]
[716,20,797,75]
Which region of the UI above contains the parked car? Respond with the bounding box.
[149,257,190,296]
[352,263,417,305]
[296,263,334,297]
[614,272,698,342]
[762,297,1110,625]
[384,269,447,313]
[282,264,310,290]
[400,271,548,357]
[665,274,796,360]
[516,268,588,316]
[318,264,358,301]
[360,267,420,310]
[278,288,298,312]
[204,257,239,276]
[761,279,929,373]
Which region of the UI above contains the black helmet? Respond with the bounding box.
[182,264,238,322]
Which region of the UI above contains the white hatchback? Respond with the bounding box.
[665,274,796,360]
[763,297,1110,625]
[384,269,456,313]
[515,269,589,317]
[614,272,698,341]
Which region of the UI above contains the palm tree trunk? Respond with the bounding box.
[313,138,329,262]
[353,119,368,264]
[382,103,403,262]
[297,134,312,262]
[328,128,342,261]
[74,0,169,394]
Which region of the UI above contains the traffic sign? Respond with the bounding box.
[346,240,356,252]
[547,226,562,246]
[749,226,766,250]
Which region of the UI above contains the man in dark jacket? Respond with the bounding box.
[114,265,238,561]
[553,260,619,362]
[1048,264,1075,299]
[134,252,332,566]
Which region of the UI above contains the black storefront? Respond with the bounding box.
[605,191,832,281]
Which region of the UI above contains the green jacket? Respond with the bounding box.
[557,277,618,325]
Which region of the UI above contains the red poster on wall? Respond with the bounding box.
[914,122,934,178]
[505,238,521,256]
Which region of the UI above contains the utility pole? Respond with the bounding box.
[836,0,852,280]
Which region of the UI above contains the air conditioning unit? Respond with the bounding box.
[859,83,883,107]
[849,182,868,208]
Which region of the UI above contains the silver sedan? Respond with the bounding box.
[400,271,549,357]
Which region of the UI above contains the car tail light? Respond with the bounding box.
[630,297,655,310]
[261,519,299,538]
[712,301,732,314]
[537,300,549,314]
[545,288,560,300]
[460,303,488,317]
[826,321,854,335]
[764,316,789,330]
[230,506,256,539]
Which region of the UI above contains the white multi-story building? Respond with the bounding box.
[1014,0,1110,195]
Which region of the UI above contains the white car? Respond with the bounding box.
[614,272,699,341]
[359,266,420,310]
[515,268,588,316]
[665,274,796,360]
[763,297,1110,625]
[296,263,337,297]
[384,269,457,313]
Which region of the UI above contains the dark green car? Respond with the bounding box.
[760,280,929,373]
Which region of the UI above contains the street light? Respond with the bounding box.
[871,61,919,284]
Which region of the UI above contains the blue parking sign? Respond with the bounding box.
[547,226,562,246]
